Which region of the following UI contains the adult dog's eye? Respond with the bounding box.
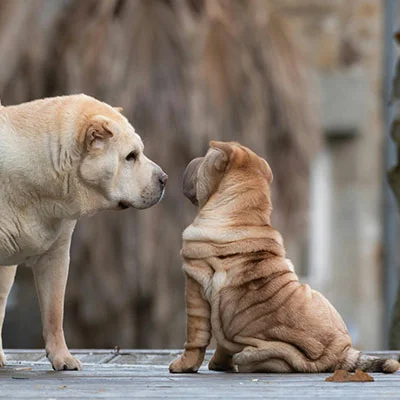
[126,151,138,162]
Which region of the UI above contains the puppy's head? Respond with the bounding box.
[78,105,167,210]
[183,141,273,212]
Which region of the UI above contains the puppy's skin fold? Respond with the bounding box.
[170,141,399,374]
[0,94,167,370]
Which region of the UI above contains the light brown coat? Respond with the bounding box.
[170,141,398,373]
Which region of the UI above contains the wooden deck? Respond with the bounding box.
[1,350,400,399]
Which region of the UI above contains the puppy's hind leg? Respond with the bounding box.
[209,345,236,372]
[233,340,320,373]
[238,358,293,373]
[0,266,17,366]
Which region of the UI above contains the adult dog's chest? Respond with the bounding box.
[0,211,62,266]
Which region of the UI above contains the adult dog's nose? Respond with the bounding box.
[159,172,168,187]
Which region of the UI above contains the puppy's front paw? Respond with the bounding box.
[47,350,82,371]
[169,357,199,373]
[0,351,6,367]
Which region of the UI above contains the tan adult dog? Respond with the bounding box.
[170,141,399,374]
[0,94,167,370]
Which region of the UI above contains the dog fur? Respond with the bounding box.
[0,94,167,370]
[170,141,399,374]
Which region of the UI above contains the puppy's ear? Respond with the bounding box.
[183,157,203,206]
[209,141,233,171]
[113,106,123,113]
[263,160,273,183]
[85,116,115,151]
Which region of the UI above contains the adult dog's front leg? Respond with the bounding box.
[0,265,17,366]
[32,222,81,371]
[169,274,211,373]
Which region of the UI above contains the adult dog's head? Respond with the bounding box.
[183,141,273,224]
[77,101,167,211]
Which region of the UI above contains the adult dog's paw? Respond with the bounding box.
[48,350,82,371]
[0,351,6,367]
[169,357,199,373]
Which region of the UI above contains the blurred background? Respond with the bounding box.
[1,0,400,351]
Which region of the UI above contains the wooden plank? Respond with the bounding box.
[5,352,44,362]
[78,353,117,364]
[109,350,202,366]
[1,350,400,398]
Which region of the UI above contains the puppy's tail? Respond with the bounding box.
[344,348,399,373]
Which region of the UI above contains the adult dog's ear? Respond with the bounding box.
[209,141,233,171]
[183,157,203,206]
[85,116,115,151]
